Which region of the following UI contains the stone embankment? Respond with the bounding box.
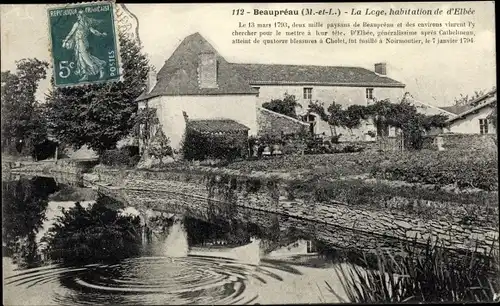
[6,161,499,256]
[89,167,499,256]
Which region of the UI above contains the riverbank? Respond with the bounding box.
[5,152,498,258]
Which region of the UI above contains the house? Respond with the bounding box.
[136,32,408,152]
[234,61,406,140]
[136,33,259,153]
[439,89,497,135]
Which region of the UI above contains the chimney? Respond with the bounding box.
[374,63,387,76]
[198,51,218,88]
[146,69,157,93]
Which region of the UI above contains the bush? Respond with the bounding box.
[249,133,308,157]
[327,238,500,303]
[182,129,247,162]
[100,146,140,168]
[225,150,497,191]
[370,150,498,191]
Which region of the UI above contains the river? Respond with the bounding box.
[2,175,357,305]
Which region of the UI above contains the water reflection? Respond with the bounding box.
[5,255,309,305]
[3,175,346,305]
[2,176,59,268]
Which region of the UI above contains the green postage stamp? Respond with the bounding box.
[47,2,120,87]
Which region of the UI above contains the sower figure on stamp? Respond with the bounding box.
[62,10,107,82]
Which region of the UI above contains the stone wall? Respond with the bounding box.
[423,133,497,151]
[7,159,97,176]
[92,168,499,256]
[257,107,309,137]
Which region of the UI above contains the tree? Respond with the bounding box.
[366,99,448,150]
[2,177,58,267]
[454,89,487,106]
[309,101,372,140]
[262,93,302,119]
[45,33,151,154]
[1,59,50,156]
[42,194,142,265]
[308,101,334,137]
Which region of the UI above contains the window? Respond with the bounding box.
[366,88,374,99]
[306,114,316,122]
[479,119,489,134]
[303,87,313,100]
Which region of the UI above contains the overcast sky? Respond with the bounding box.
[1,2,496,106]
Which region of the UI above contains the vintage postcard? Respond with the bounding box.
[1,1,498,305]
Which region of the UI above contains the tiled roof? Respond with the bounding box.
[187,119,250,133]
[440,89,497,116]
[136,32,405,102]
[230,63,405,87]
[445,89,497,123]
[439,104,475,115]
[137,33,258,101]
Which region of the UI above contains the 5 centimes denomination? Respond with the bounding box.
[47,1,120,87]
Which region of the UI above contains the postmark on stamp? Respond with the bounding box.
[47,1,120,87]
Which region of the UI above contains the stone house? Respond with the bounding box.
[439,89,497,135]
[135,32,408,153]
[236,61,406,141]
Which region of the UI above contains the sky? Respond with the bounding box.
[1,2,496,106]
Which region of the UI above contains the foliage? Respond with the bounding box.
[370,150,498,191]
[45,33,151,154]
[249,130,309,157]
[42,194,142,265]
[182,129,247,162]
[327,238,499,303]
[287,177,498,222]
[133,107,159,142]
[342,105,371,129]
[309,98,448,150]
[454,89,487,106]
[148,128,173,162]
[262,93,302,119]
[307,101,329,122]
[2,177,58,267]
[225,149,498,192]
[1,58,50,156]
[49,185,97,202]
[304,137,364,155]
[99,146,140,168]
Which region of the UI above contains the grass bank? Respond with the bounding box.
[224,149,498,191]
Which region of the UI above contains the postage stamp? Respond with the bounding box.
[47,1,120,87]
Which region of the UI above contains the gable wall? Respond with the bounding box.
[446,106,496,134]
[147,94,258,151]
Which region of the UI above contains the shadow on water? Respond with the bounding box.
[2,176,59,268]
[3,174,350,305]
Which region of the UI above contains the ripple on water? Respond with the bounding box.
[4,255,298,305]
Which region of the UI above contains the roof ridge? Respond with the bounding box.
[230,62,369,69]
[446,98,497,123]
